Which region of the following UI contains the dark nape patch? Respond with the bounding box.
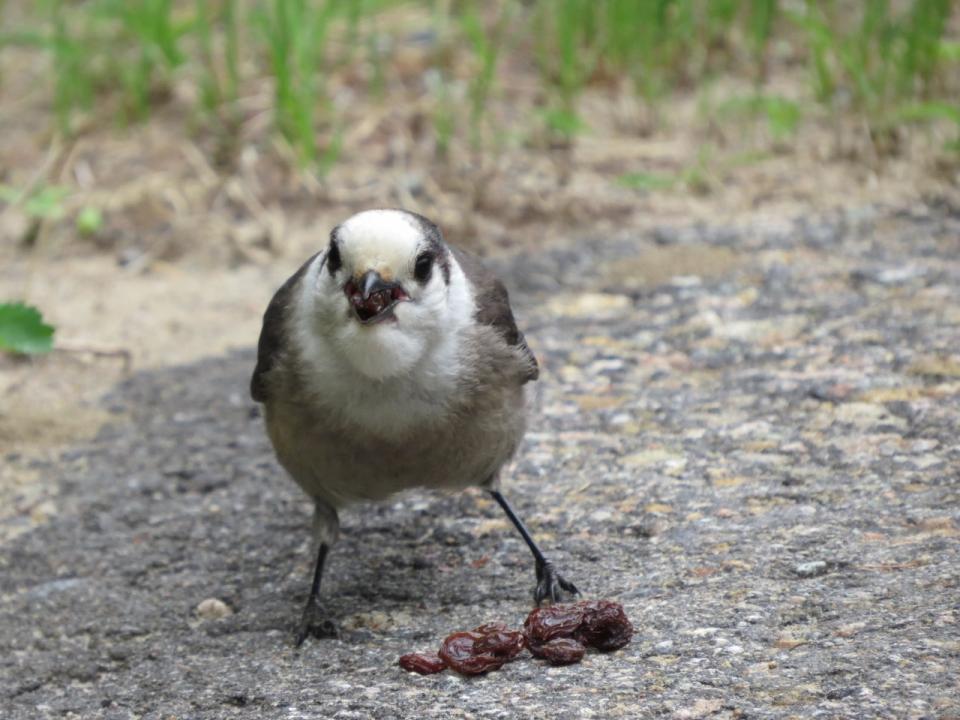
[326,227,342,275]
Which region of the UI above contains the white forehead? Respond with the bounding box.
[337,210,424,273]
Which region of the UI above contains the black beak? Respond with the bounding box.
[346,270,409,325]
[359,270,396,300]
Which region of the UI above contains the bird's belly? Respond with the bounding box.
[266,398,525,507]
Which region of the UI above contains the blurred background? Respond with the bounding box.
[1,0,958,491]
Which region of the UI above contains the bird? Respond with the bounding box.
[250,208,578,645]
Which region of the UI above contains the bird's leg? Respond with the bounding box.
[489,489,579,605]
[295,543,337,645]
[294,502,340,646]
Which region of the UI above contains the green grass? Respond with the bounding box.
[0,0,957,168]
[459,2,507,151]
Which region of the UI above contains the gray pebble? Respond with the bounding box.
[794,560,830,578]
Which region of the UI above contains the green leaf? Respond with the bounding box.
[0,184,70,219]
[0,302,55,355]
[76,206,104,236]
[25,186,69,219]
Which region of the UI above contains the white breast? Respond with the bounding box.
[289,255,476,438]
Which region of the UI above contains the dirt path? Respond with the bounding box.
[1,203,959,719]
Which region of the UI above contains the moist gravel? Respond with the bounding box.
[2,203,959,719]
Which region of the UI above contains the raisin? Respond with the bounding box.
[403,600,632,678]
[523,604,586,648]
[399,652,446,675]
[473,629,525,660]
[576,600,633,652]
[439,631,508,676]
[538,638,586,666]
[524,600,633,657]
[437,625,525,676]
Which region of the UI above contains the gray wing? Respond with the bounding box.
[250,252,320,402]
[452,246,539,383]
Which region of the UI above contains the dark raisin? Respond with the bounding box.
[399,652,446,675]
[538,638,586,666]
[405,600,631,679]
[575,600,633,652]
[439,631,507,676]
[473,629,525,660]
[437,625,527,676]
[524,600,633,657]
[523,604,586,647]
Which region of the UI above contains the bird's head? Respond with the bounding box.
[304,209,467,380]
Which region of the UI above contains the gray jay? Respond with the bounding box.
[251,208,578,644]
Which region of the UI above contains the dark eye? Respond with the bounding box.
[327,242,341,275]
[414,253,434,282]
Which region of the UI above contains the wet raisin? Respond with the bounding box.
[523,604,586,649]
[576,600,633,652]
[473,629,525,660]
[403,599,632,678]
[538,638,586,666]
[399,652,446,675]
[524,600,633,657]
[439,631,508,676]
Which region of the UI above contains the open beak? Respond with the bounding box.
[345,270,408,324]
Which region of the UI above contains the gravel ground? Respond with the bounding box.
[2,203,959,719]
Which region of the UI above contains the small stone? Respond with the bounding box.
[793,560,829,578]
[644,502,674,514]
[30,500,58,525]
[835,622,866,638]
[908,438,939,453]
[875,265,926,284]
[195,597,233,621]
[545,292,631,318]
[676,698,723,719]
[832,402,907,430]
[774,634,807,650]
[622,449,683,468]
[654,640,674,654]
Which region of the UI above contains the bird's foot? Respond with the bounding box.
[534,560,579,605]
[294,598,339,647]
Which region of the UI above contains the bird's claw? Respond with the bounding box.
[294,598,339,647]
[534,560,579,605]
